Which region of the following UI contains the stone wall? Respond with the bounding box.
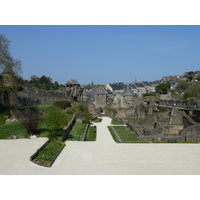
[17,87,71,106]
[95,94,107,109]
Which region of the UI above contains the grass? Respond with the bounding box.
[108,126,138,143]
[66,122,87,141]
[0,120,53,139]
[94,118,102,123]
[0,103,92,140]
[107,126,120,143]
[37,120,51,137]
[33,139,65,166]
[86,126,96,141]
[0,121,28,139]
[111,117,123,125]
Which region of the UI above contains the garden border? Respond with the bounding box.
[30,139,66,167]
[82,124,90,141]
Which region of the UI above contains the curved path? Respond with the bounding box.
[1,117,200,174]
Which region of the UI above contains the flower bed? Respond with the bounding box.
[31,139,66,167]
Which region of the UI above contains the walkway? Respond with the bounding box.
[1,116,200,175]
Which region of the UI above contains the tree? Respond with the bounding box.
[0,34,22,105]
[187,83,200,99]
[30,75,39,84]
[197,75,200,81]
[175,80,188,91]
[20,108,42,135]
[155,83,168,94]
[44,107,68,138]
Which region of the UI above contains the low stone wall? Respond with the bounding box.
[62,115,76,142]
[82,124,90,141]
[30,138,65,167]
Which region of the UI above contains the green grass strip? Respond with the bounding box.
[67,122,87,141]
[86,126,96,141]
[33,139,65,164]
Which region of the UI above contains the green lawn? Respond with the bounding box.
[111,117,123,125]
[108,126,138,143]
[86,126,96,141]
[0,104,90,140]
[94,118,102,123]
[107,126,120,143]
[0,119,54,139]
[66,122,87,141]
[0,122,28,139]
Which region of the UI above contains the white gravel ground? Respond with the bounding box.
[1,116,200,175]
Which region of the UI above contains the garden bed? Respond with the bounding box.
[31,138,66,167]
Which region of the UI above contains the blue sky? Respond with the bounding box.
[1,25,200,85]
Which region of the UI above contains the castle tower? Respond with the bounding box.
[123,84,134,105]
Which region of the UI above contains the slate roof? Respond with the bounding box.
[110,84,124,91]
[142,81,151,86]
[95,87,107,95]
[123,85,134,96]
[66,79,80,85]
[130,84,137,89]
[134,82,145,88]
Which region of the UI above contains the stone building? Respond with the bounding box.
[123,84,134,104]
[65,79,83,102]
[93,87,107,113]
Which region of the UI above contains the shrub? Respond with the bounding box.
[20,108,42,135]
[82,118,89,123]
[44,107,68,138]
[82,115,93,124]
[0,104,11,125]
[66,110,73,115]
[53,101,71,109]
[48,131,63,139]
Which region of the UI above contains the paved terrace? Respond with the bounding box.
[1,117,200,175]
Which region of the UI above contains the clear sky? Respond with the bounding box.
[1,25,200,85]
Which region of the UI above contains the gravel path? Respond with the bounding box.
[1,116,200,175]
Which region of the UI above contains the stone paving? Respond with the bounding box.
[1,116,200,175]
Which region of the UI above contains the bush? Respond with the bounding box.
[48,131,63,139]
[82,115,93,124]
[53,101,71,109]
[20,108,42,135]
[44,107,68,138]
[0,104,11,125]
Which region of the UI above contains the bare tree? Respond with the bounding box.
[0,34,22,105]
[18,108,42,135]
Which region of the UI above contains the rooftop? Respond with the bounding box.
[66,79,80,85]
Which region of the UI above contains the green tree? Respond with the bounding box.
[44,107,68,138]
[53,81,59,90]
[0,34,22,105]
[155,83,168,94]
[197,75,200,81]
[187,83,200,99]
[175,80,188,91]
